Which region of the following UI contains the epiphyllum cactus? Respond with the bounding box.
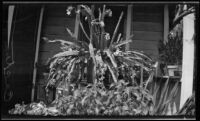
[44,5,155,94]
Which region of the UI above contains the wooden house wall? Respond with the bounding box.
[2,5,41,112]
[130,5,163,61]
[38,5,76,66]
[36,5,76,101]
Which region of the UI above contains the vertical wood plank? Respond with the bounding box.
[125,5,133,51]
[163,4,169,44]
[180,6,195,109]
[8,5,15,49]
[31,6,45,102]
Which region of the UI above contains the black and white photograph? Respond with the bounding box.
[1,1,198,120]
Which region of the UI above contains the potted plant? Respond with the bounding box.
[159,22,183,77]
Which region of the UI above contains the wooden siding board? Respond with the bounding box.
[129,39,159,60]
[132,5,163,13]
[132,31,163,41]
[131,39,158,48]
[38,51,62,65]
[44,5,76,18]
[44,17,75,26]
[42,25,74,36]
[132,22,163,32]
[38,5,77,69]
[132,13,163,23]
[39,41,62,52]
[130,5,164,61]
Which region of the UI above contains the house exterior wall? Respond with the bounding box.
[36,5,76,101]
[38,5,163,66]
[38,5,76,66]
[130,5,163,61]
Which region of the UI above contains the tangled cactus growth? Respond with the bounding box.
[44,4,155,94]
[38,4,158,115]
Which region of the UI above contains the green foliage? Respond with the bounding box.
[41,4,158,116]
[45,4,155,92]
[9,4,188,116]
[148,77,180,115]
[158,23,183,65]
[9,80,154,116]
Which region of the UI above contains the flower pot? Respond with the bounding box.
[167,65,182,77]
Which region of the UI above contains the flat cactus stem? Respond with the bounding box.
[79,21,90,42]
[100,5,106,51]
[109,12,124,48]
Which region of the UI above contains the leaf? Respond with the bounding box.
[105,62,118,83]
[154,77,170,114]
[66,27,75,38]
[53,51,79,58]
[122,105,129,111]
[44,38,81,49]
[144,71,154,90]
[95,107,99,115]
[80,5,92,16]
[126,50,153,62]
[166,104,172,115]
[95,99,102,105]
[81,95,89,106]
[73,89,80,99]
[109,12,124,47]
[113,39,132,48]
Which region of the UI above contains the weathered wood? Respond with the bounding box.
[31,6,45,102]
[132,5,163,13]
[132,13,163,23]
[39,41,63,52]
[180,11,195,109]
[132,22,163,32]
[44,5,76,18]
[129,39,159,60]
[42,34,72,41]
[38,5,77,78]
[44,17,76,26]
[130,39,158,50]
[38,51,62,65]
[42,25,75,36]
[132,31,162,41]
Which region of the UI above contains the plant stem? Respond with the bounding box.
[100,5,106,51]
[109,12,124,48]
[79,21,90,42]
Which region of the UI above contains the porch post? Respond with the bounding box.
[180,5,195,109]
[31,6,45,102]
[125,5,133,51]
[163,4,169,44]
[8,5,15,49]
